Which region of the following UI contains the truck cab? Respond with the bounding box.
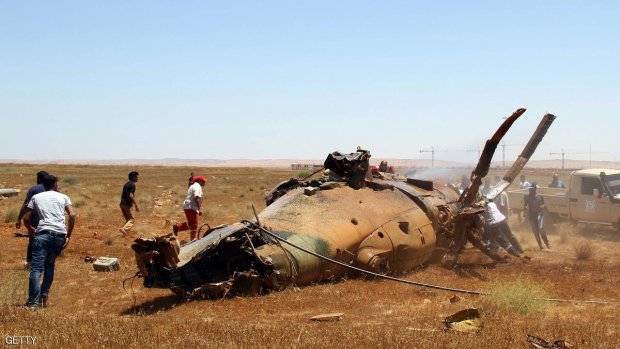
[567,169,620,225]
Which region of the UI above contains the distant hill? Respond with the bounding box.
[1,158,619,170]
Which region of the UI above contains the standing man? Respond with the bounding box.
[519,175,531,189]
[119,171,139,235]
[16,171,49,268]
[493,175,510,217]
[481,178,492,196]
[549,173,566,188]
[23,175,75,309]
[173,175,206,241]
[524,183,551,250]
[459,175,471,194]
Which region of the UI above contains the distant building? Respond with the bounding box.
[290,164,323,170]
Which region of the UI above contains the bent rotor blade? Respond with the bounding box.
[486,113,557,201]
[459,108,527,206]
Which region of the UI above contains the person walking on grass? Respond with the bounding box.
[173,175,206,241]
[119,171,139,235]
[524,183,551,250]
[15,171,49,268]
[23,174,75,309]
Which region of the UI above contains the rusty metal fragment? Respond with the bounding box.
[526,334,572,349]
[442,308,483,333]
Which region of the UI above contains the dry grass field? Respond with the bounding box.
[1,165,619,348]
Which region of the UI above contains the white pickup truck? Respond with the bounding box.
[507,169,620,229]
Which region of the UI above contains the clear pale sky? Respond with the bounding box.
[1,1,618,163]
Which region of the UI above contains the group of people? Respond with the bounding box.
[14,170,207,310]
[454,172,562,262]
[476,173,563,260]
[15,172,75,309]
[119,171,208,241]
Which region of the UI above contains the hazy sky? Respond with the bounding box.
[1,1,618,163]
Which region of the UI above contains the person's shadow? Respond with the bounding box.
[449,262,494,281]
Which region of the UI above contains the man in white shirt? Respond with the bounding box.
[23,174,76,309]
[519,175,531,190]
[483,201,524,257]
[173,175,206,241]
[492,176,510,216]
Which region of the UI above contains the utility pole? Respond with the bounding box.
[500,143,521,169]
[587,144,608,168]
[466,148,482,159]
[550,149,566,170]
[550,149,580,170]
[419,146,435,168]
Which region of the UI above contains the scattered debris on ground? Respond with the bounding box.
[310,313,345,322]
[93,257,120,271]
[526,334,572,348]
[442,308,483,333]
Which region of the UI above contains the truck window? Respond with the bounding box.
[581,177,602,195]
[603,174,620,195]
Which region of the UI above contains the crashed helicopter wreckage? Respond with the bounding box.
[132,108,556,299]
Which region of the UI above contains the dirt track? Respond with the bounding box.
[1,165,619,348]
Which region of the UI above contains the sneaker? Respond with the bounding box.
[119,228,127,236]
[172,225,178,236]
[24,262,31,271]
[23,303,38,310]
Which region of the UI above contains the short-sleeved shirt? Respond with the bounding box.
[120,181,136,206]
[549,180,566,189]
[183,182,203,212]
[524,194,545,219]
[519,181,531,189]
[494,192,510,216]
[27,191,72,234]
[485,202,506,225]
[24,184,45,227]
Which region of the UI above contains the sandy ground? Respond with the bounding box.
[0,165,619,348]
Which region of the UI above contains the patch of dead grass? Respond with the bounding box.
[574,239,596,260]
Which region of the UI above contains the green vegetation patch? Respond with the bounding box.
[487,278,548,314]
[61,176,79,185]
[3,206,20,223]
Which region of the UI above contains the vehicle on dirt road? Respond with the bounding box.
[507,169,620,229]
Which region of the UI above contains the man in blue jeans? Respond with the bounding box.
[15,170,49,268]
[523,183,550,250]
[23,174,76,309]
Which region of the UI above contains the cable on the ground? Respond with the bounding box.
[242,220,618,305]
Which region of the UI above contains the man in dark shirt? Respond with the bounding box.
[119,171,139,235]
[523,183,551,250]
[16,171,49,267]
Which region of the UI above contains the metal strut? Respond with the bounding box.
[242,220,618,304]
